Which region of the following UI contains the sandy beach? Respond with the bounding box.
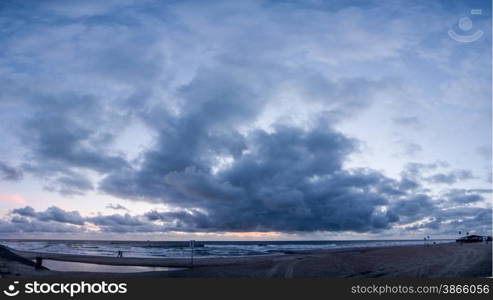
[1,242,491,278]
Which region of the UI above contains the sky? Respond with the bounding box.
[0,0,491,240]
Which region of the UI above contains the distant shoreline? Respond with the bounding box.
[1,242,491,278]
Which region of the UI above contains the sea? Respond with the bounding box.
[0,239,454,258]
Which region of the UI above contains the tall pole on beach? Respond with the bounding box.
[190,240,195,267]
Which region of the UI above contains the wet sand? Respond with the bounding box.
[1,243,491,278]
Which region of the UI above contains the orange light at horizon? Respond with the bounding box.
[167,231,283,239]
[227,231,282,238]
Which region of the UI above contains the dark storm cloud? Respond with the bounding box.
[11,216,30,224]
[389,186,491,234]
[21,95,130,172]
[10,93,133,196]
[11,206,36,217]
[8,206,160,233]
[102,122,413,233]
[395,196,491,234]
[388,194,435,218]
[3,207,84,233]
[443,189,484,204]
[0,219,82,233]
[44,174,95,196]
[439,208,492,235]
[88,214,164,233]
[12,206,85,225]
[0,161,23,181]
[37,206,86,225]
[397,178,420,191]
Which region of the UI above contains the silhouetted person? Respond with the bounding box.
[35,256,43,270]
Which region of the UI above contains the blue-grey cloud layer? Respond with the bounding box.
[0,0,491,236]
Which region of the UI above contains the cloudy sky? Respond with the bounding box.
[0,0,491,240]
